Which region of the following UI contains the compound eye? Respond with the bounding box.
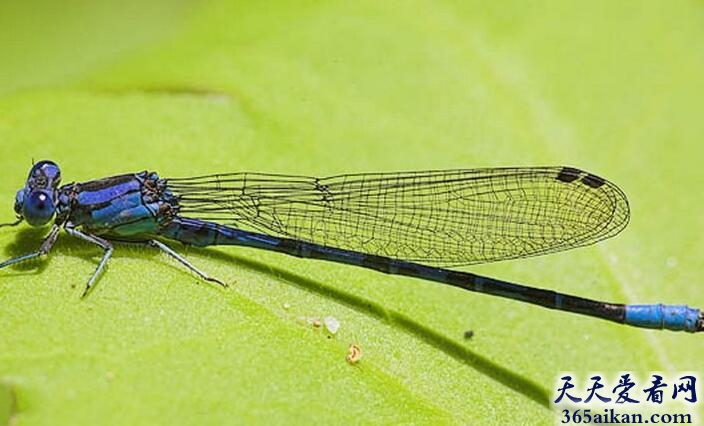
[22,190,56,226]
[13,189,26,215]
[28,160,62,189]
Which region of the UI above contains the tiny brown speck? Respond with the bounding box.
[346,344,362,364]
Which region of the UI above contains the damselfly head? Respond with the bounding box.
[13,160,62,227]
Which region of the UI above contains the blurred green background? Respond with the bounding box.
[1,1,702,424]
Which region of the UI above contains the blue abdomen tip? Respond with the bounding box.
[625,305,701,332]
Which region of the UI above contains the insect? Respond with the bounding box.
[0,161,701,333]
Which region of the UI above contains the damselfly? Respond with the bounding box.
[1,161,701,333]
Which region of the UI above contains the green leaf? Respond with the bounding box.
[1,1,702,424]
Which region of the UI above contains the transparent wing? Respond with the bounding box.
[166,167,629,266]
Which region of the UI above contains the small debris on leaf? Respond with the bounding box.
[346,344,362,364]
[323,316,340,335]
